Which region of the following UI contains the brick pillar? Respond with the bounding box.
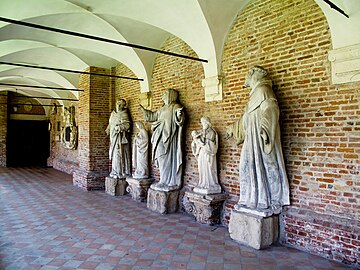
[73,67,111,190]
[0,93,7,166]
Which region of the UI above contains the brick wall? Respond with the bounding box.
[0,93,7,166]
[73,67,111,190]
[280,208,360,266]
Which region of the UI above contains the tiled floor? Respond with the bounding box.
[0,167,355,270]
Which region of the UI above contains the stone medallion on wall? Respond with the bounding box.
[61,106,78,150]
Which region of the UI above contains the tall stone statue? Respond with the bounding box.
[140,88,185,192]
[191,117,221,195]
[106,99,131,179]
[226,66,290,215]
[132,121,149,179]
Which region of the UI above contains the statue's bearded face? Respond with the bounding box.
[116,100,126,110]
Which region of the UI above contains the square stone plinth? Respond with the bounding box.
[229,209,279,249]
[126,177,154,202]
[147,188,179,214]
[105,177,127,196]
[184,191,226,225]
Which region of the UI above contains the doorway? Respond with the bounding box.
[7,120,50,167]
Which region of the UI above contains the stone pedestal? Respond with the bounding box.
[228,208,279,250]
[105,176,127,196]
[193,185,221,195]
[126,177,154,202]
[147,187,179,214]
[184,191,226,225]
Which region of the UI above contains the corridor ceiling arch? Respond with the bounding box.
[0,0,359,101]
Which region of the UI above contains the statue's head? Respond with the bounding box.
[244,66,268,88]
[200,116,211,129]
[162,88,179,105]
[116,99,126,110]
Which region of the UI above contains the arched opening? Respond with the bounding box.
[6,92,50,167]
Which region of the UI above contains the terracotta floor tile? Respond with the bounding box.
[0,167,355,270]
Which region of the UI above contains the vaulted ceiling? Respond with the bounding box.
[0,0,359,105]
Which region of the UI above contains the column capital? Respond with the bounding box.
[202,75,223,102]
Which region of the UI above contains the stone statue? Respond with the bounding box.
[106,99,131,179]
[226,66,290,215]
[132,121,149,179]
[61,106,78,150]
[191,117,221,195]
[140,88,185,192]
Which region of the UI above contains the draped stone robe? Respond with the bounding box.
[229,81,290,212]
[108,109,131,178]
[143,103,185,191]
[192,127,221,194]
[132,127,149,178]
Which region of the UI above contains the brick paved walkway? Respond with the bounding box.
[0,167,354,270]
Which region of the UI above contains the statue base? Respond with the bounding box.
[126,177,154,202]
[193,185,222,195]
[147,187,179,214]
[229,208,279,250]
[184,190,226,225]
[234,203,282,217]
[105,176,127,196]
